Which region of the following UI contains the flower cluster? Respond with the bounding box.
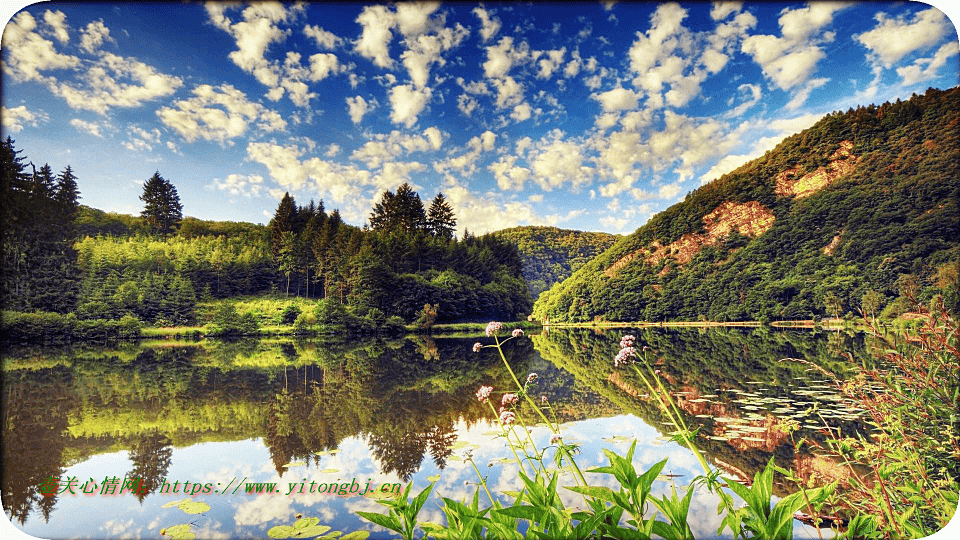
[485,321,502,336]
[614,345,636,367]
[501,393,519,406]
[472,342,483,353]
[526,373,538,384]
[620,335,635,349]
[512,328,524,338]
[499,410,515,425]
[475,385,493,403]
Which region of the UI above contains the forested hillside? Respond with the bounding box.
[493,226,619,299]
[2,138,530,330]
[533,87,960,323]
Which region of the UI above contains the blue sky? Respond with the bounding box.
[2,1,958,235]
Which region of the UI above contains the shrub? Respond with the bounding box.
[279,303,302,325]
[204,304,260,337]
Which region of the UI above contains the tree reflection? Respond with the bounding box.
[127,431,173,503]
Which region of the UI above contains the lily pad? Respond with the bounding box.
[269,526,297,539]
[426,474,441,482]
[294,518,321,529]
[340,533,370,540]
[162,499,190,509]
[602,435,634,444]
[451,441,478,450]
[177,500,211,514]
[290,525,332,538]
[317,469,340,474]
[162,524,196,540]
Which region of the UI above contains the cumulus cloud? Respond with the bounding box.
[473,6,501,43]
[69,118,104,137]
[43,10,69,44]
[350,129,443,169]
[1,105,45,132]
[51,52,183,114]
[2,11,81,82]
[896,42,959,86]
[389,83,432,127]
[528,134,593,191]
[593,87,641,112]
[80,19,113,54]
[400,21,469,88]
[303,25,342,49]
[211,173,266,197]
[741,2,846,97]
[856,7,953,69]
[346,95,373,123]
[354,5,397,68]
[157,83,286,144]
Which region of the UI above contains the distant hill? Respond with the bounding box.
[493,226,619,300]
[533,87,960,323]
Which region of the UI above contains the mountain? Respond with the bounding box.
[493,226,619,300]
[532,87,960,323]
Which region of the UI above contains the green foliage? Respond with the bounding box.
[204,304,259,337]
[140,171,183,236]
[1,310,141,343]
[494,226,619,300]
[356,482,434,540]
[534,88,960,323]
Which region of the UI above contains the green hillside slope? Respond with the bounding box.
[493,226,619,299]
[533,87,960,323]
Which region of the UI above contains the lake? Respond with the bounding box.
[2,326,871,539]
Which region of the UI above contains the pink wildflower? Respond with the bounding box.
[501,393,519,406]
[475,386,493,403]
[614,346,636,367]
[473,342,483,353]
[540,395,548,405]
[550,434,562,445]
[485,322,502,336]
[526,373,538,384]
[620,335,635,349]
[499,410,516,425]
[512,328,524,338]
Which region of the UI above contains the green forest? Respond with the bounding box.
[1,139,531,340]
[493,226,619,299]
[533,87,960,323]
[3,88,959,341]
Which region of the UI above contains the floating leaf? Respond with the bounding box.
[286,461,306,467]
[269,525,297,539]
[482,430,502,437]
[177,500,211,514]
[317,469,340,474]
[602,435,633,444]
[340,532,370,540]
[451,441,478,450]
[162,499,190,509]
[425,474,440,482]
[294,518,321,529]
[164,524,191,536]
[290,525,332,538]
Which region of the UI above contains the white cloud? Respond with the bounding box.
[2,11,81,82]
[1,105,45,132]
[80,20,113,54]
[510,103,532,121]
[710,2,742,21]
[354,4,397,68]
[43,10,69,44]
[741,3,845,95]
[157,83,286,143]
[857,7,953,68]
[326,143,341,157]
[303,25,342,49]
[211,173,266,197]
[473,6,501,43]
[389,84,432,128]
[52,52,183,114]
[457,94,479,116]
[529,134,593,191]
[400,21,469,88]
[346,95,373,124]
[69,118,104,137]
[535,48,566,79]
[896,42,959,86]
[726,83,762,117]
[593,87,640,112]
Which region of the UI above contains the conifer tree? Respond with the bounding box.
[270,192,297,257]
[369,183,427,233]
[139,172,182,236]
[426,192,456,239]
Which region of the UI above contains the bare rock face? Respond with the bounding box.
[604,201,775,277]
[775,140,859,199]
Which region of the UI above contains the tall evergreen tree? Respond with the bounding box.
[369,183,427,233]
[426,192,456,239]
[270,192,297,257]
[139,172,182,236]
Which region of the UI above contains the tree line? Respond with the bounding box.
[2,138,531,332]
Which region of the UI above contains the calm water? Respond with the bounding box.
[2,327,870,539]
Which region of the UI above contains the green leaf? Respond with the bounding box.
[268,525,296,539]
[355,511,401,534]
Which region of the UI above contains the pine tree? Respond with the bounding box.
[270,192,297,257]
[426,192,456,239]
[369,183,427,233]
[139,172,182,236]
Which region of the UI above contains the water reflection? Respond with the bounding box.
[2,328,868,537]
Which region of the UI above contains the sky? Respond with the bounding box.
[2,1,958,236]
